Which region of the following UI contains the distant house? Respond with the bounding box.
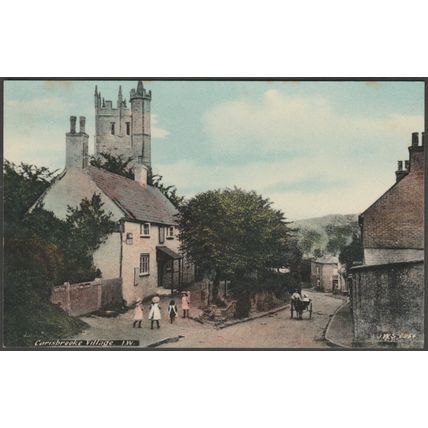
[311,255,339,292]
[351,132,424,348]
[31,116,194,305]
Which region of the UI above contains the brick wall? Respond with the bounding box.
[350,260,424,349]
[51,278,122,316]
[361,148,424,250]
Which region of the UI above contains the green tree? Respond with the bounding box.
[177,187,295,302]
[325,223,359,255]
[339,233,364,273]
[3,160,115,346]
[90,152,134,179]
[299,228,322,256]
[3,160,58,228]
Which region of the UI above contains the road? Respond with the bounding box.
[160,290,345,348]
[73,290,345,349]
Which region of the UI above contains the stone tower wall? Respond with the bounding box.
[95,82,152,167]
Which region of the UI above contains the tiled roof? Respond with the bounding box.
[87,166,178,225]
[313,255,339,264]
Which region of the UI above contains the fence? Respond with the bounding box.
[51,278,123,316]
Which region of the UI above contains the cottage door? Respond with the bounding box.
[157,261,164,288]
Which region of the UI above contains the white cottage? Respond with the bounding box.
[31,116,193,304]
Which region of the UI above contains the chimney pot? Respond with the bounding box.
[70,116,77,133]
[405,160,410,170]
[397,160,403,171]
[411,132,419,147]
[422,132,425,146]
[79,116,86,133]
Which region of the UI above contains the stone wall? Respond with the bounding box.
[51,278,122,316]
[350,260,424,349]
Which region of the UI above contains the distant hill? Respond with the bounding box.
[292,214,359,258]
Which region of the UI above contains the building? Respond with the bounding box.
[350,132,424,348]
[32,83,194,305]
[94,81,152,168]
[359,132,424,265]
[311,255,339,292]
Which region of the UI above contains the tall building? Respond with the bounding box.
[94,81,152,168]
[350,131,424,348]
[359,132,424,265]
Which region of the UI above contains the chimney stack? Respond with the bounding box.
[66,115,89,169]
[70,116,77,134]
[411,132,419,147]
[79,116,86,133]
[395,160,407,182]
[134,161,148,188]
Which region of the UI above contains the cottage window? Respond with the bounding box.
[126,122,130,135]
[126,232,133,245]
[166,226,174,239]
[139,254,150,275]
[159,226,165,244]
[140,223,150,237]
[316,266,320,275]
[111,122,115,135]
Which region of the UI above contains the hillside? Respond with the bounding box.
[292,214,359,258]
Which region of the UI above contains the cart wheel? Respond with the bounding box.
[309,302,312,319]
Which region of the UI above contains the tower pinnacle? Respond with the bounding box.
[136,80,144,95]
[117,85,123,108]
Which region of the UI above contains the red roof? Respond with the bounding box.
[88,166,178,225]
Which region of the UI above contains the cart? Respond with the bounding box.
[291,298,312,320]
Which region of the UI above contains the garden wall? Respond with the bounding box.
[350,260,424,349]
[51,278,122,316]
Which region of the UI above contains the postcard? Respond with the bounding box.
[1,79,425,350]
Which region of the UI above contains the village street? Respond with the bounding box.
[73,290,347,348]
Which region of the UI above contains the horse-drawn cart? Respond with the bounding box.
[291,296,312,320]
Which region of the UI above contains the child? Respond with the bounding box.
[181,292,190,318]
[168,300,178,324]
[148,296,161,329]
[133,299,143,328]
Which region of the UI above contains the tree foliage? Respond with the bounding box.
[325,223,359,256]
[339,233,364,272]
[3,160,115,346]
[177,187,296,288]
[299,228,322,256]
[90,152,134,179]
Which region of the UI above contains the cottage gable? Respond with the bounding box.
[360,144,424,250]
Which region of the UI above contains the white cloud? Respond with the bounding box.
[5,97,71,117]
[156,155,397,221]
[4,130,65,170]
[151,114,170,139]
[202,89,423,158]
[190,89,423,219]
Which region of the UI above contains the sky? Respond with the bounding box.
[4,80,424,220]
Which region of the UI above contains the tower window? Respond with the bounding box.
[110,122,115,135]
[126,122,130,135]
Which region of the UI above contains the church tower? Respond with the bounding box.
[94,81,152,168]
[130,81,152,167]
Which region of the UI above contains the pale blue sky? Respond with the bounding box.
[4,80,424,220]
